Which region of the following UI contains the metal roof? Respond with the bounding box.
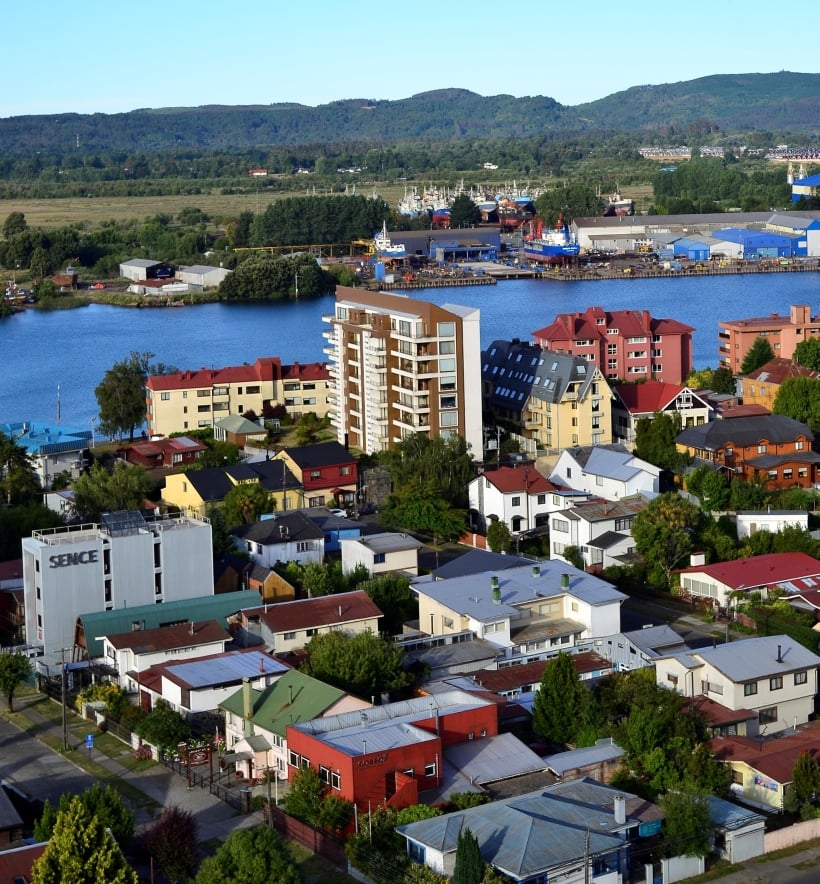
[445,732,546,785]
[164,650,289,689]
[544,739,625,776]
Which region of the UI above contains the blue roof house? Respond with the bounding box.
[0,420,91,489]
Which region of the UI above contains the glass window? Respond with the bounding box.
[758,707,777,724]
[439,358,456,372]
[743,682,758,696]
[440,340,455,354]
[770,676,783,691]
[437,321,456,337]
[795,671,808,686]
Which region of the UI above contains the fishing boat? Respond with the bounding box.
[522,215,580,264]
[373,222,406,258]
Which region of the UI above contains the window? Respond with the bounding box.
[319,766,331,785]
[795,670,808,686]
[373,553,386,564]
[160,391,170,401]
[758,444,767,454]
[283,631,296,640]
[440,412,458,427]
[424,762,437,777]
[796,440,805,451]
[511,496,521,507]
[439,358,456,372]
[330,771,340,790]
[440,340,455,354]
[743,682,758,696]
[288,750,299,768]
[667,673,679,686]
[306,628,319,637]
[770,676,783,691]
[310,470,321,478]
[758,706,777,725]
[440,394,457,409]
[438,321,455,337]
[553,518,569,533]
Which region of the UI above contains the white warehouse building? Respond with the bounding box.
[22,510,214,655]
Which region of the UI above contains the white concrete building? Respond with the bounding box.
[22,510,213,654]
[340,532,422,576]
[656,634,820,736]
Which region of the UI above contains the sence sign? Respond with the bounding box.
[49,549,99,569]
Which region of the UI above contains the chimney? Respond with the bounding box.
[259,655,265,674]
[777,644,783,664]
[189,621,195,635]
[491,575,501,604]
[338,605,342,618]
[288,683,294,705]
[532,565,540,578]
[561,573,570,589]
[614,794,626,826]
[242,677,252,720]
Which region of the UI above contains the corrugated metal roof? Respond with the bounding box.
[544,739,624,775]
[445,732,546,784]
[165,650,289,689]
[324,721,437,756]
[672,634,820,682]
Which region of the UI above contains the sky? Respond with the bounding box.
[3,0,816,118]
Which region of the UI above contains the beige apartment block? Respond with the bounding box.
[323,287,483,455]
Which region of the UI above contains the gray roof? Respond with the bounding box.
[397,778,662,879]
[482,339,605,414]
[321,720,438,757]
[661,634,820,682]
[544,738,625,776]
[163,650,289,689]
[232,510,325,546]
[621,625,688,657]
[432,550,532,580]
[581,446,660,482]
[707,795,765,830]
[676,414,813,450]
[121,257,161,268]
[415,562,626,624]
[344,532,422,553]
[445,733,546,785]
[405,637,499,673]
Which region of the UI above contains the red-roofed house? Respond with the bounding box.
[116,435,207,468]
[237,590,383,654]
[612,382,712,444]
[101,620,232,692]
[467,464,590,535]
[677,552,820,608]
[711,720,820,811]
[531,306,694,384]
[741,357,820,413]
[145,358,331,436]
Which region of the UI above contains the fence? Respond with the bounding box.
[268,804,348,869]
[764,817,820,852]
[161,756,244,812]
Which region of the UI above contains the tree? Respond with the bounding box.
[223,481,272,527]
[658,790,712,858]
[0,651,32,712]
[94,351,155,442]
[358,573,418,635]
[379,492,466,542]
[532,652,589,746]
[2,211,27,238]
[194,825,299,884]
[382,433,476,507]
[295,412,329,445]
[794,338,820,371]
[631,493,702,588]
[71,461,153,522]
[0,430,40,505]
[685,464,729,512]
[282,765,326,825]
[453,828,484,884]
[486,520,512,553]
[740,336,775,375]
[141,805,199,883]
[135,699,193,753]
[773,376,820,434]
[31,795,137,884]
[791,750,820,807]
[634,411,686,473]
[449,193,481,228]
[302,629,412,699]
[35,784,135,846]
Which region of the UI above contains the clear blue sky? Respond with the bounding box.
[4,0,815,118]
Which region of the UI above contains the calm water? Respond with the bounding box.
[1,273,817,428]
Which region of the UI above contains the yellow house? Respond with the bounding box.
[482,341,613,451]
[163,460,303,517]
[740,357,820,413]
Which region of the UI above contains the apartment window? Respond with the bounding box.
[439,358,456,372]
[758,444,767,454]
[288,750,299,768]
[246,385,260,394]
[758,707,777,725]
[319,766,331,785]
[608,359,617,371]
[306,628,319,637]
[440,374,457,392]
[213,386,228,396]
[440,340,455,354]
[438,321,456,337]
[743,682,758,696]
[182,391,187,398]
[667,673,679,686]
[160,392,170,401]
[607,344,617,355]
[553,518,569,533]
[512,496,521,507]
[373,553,386,564]
[330,771,341,790]
[197,389,210,397]
[796,440,805,451]
[783,469,793,480]
[440,395,457,409]
[424,762,437,777]
[799,466,809,478]
[440,412,458,427]
[484,621,504,635]
[770,676,783,691]
[283,631,296,640]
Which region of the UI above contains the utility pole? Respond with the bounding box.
[60,647,69,751]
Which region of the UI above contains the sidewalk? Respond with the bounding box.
[4,693,261,842]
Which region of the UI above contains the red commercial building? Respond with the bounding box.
[531,306,694,384]
[286,691,499,811]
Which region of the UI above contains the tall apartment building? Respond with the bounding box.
[145,358,330,436]
[323,287,482,455]
[718,304,820,374]
[22,510,213,654]
[531,306,694,384]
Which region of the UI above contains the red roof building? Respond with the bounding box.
[741,357,820,413]
[116,435,207,468]
[612,381,712,444]
[531,306,694,384]
[718,304,820,374]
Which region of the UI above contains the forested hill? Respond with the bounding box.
[1,72,818,154]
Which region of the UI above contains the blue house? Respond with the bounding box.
[0,420,92,489]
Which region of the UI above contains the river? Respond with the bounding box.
[0,273,817,429]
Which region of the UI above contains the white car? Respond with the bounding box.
[329,508,348,518]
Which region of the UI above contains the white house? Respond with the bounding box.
[656,634,820,735]
[0,421,91,491]
[231,511,325,568]
[734,510,809,540]
[676,551,820,609]
[550,495,646,569]
[413,562,626,665]
[612,382,712,445]
[467,464,590,536]
[102,620,232,692]
[340,532,422,576]
[550,445,662,501]
[135,648,290,716]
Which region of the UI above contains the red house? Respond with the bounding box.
[274,441,358,509]
[531,306,694,384]
[285,690,499,811]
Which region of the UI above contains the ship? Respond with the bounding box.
[603,191,634,217]
[373,222,406,258]
[522,215,580,264]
